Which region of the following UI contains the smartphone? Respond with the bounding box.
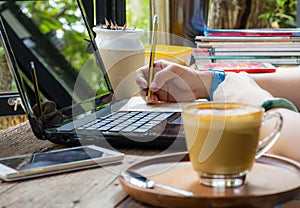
[0,145,124,181]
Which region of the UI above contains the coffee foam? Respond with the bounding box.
[186,105,260,117]
[183,106,262,130]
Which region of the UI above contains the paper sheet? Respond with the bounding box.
[119,96,206,112]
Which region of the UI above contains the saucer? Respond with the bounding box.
[119,152,300,208]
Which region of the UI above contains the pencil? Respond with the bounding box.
[93,0,97,26]
[29,61,43,117]
[105,18,110,29]
[122,22,127,30]
[146,14,158,103]
[110,20,115,30]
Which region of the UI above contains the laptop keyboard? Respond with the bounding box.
[77,111,175,133]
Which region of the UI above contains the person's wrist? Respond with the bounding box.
[196,70,214,99]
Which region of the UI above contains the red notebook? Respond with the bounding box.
[203,62,276,73]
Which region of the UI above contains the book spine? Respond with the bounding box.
[194,47,300,52]
[194,58,300,66]
[195,36,300,42]
[196,42,300,47]
[207,32,295,37]
[205,29,300,36]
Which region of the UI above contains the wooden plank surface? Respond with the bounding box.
[0,121,158,208]
[0,121,64,158]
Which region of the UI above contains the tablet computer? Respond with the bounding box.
[0,145,124,181]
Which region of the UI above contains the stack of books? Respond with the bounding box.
[193,28,300,68]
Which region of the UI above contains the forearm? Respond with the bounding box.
[194,67,300,108]
[251,68,300,109]
[267,108,300,162]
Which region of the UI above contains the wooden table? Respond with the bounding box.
[0,121,299,208]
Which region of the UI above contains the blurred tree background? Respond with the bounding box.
[259,0,297,28]
[127,0,150,31]
[208,0,297,29]
[0,0,89,129]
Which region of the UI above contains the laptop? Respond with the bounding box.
[0,0,187,150]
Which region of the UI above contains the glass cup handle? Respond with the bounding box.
[255,111,283,159]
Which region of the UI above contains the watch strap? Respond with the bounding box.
[209,69,226,101]
[261,98,298,112]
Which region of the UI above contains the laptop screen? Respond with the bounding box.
[0,1,112,122]
[0,0,187,148]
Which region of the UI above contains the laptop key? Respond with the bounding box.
[120,126,138,133]
[133,127,151,133]
[109,126,126,132]
[153,112,174,121]
[99,125,113,131]
[85,127,98,130]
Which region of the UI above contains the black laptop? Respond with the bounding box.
[0,0,187,150]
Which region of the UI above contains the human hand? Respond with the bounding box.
[135,60,212,103]
[213,72,274,106]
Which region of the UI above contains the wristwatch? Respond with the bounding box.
[209,70,226,101]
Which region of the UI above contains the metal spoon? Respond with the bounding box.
[121,170,194,196]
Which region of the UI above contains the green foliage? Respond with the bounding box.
[24,0,89,69]
[1,0,151,97]
[259,0,297,28]
[126,0,150,31]
[0,47,4,57]
[127,0,150,44]
[22,1,108,97]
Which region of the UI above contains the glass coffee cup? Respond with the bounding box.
[182,103,283,188]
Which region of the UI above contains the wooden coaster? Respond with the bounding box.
[119,152,300,208]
